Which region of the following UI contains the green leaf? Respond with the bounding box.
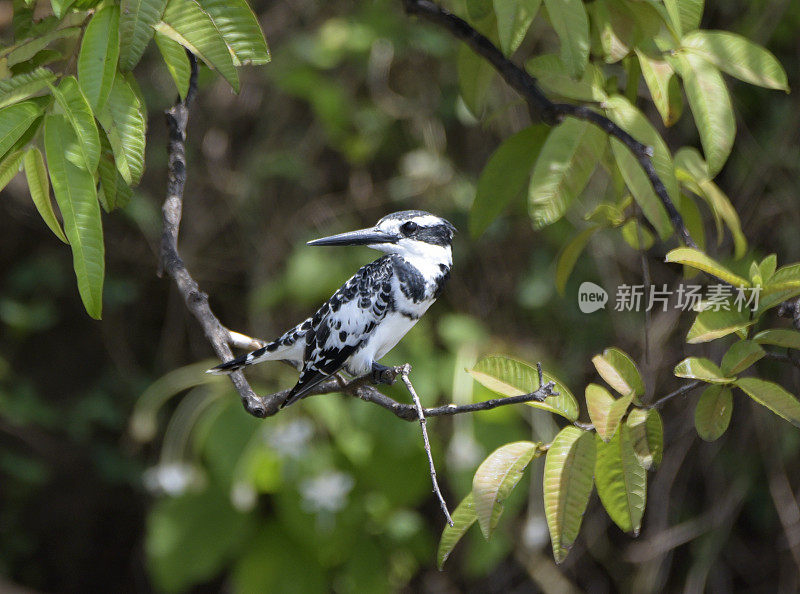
[467,0,493,21]
[457,44,495,118]
[663,0,703,36]
[543,427,595,563]
[626,408,663,469]
[736,378,800,428]
[674,357,735,383]
[473,441,540,538]
[119,0,167,70]
[470,125,548,238]
[0,149,23,194]
[23,147,67,243]
[156,0,239,92]
[49,76,100,172]
[720,340,765,375]
[197,0,270,65]
[543,0,589,77]
[687,308,754,343]
[673,52,735,176]
[694,384,732,441]
[682,30,788,92]
[665,248,749,286]
[468,355,579,421]
[591,346,645,396]
[635,49,681,127]
[50,0,76,19]
[0,68,55,109]
[97,126,118,212]
[594,424,646,534]
[0,100,42,157]
[78,5,120,112]
[753,329,800,351]
[6,26,82,67]
[494,0,541,55]
[44,114,104,319]
[555,225,600,296]
[620,219,654,250]
[155,31,191,99]
[437,492,478,569]
[759,255,777,283]
[526,54,607,102]
[528,118,605,228]
[586,384,633,442]
[98,76,147,185]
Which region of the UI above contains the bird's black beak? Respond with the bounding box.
[307,226,396,247]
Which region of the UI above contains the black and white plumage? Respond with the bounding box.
[207,211,456,408]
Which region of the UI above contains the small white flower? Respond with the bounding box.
[299,471,354,514]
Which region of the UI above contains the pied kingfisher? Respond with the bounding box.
[208,211,456,408]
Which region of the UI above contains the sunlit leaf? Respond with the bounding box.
[592,346,644,396]
[6,26,81,67]
[528,118,605,228]
[526,55,607,102]
[543,427,595,563]
[470,125,548,238]
[753,329,800,351]
[155,31,191,99]
[0,149,23,194]
[626,408,662,469]
[594,425,646,534]
[473,441,540,538]
[543,0,589,77]
[0,100,43,158]
[736,378,800,428]
[694,384,732,441]
[635,49,680,127]
[198,0,270,65]
[457,44,495,118]
[44,114,104,319]
[23,147,67,243]
[494,0,541,55]
[469,355,579,421]
[119,0,167,70]
[437,492,477,569]
[674,357,735,383]
[720,340,765,375]
[586,384,632,442]
[49,76,100,172]
[0,68,55,109]
[98,76,146,184]
[663,0,703,36]
[555,225,600,296]
[686,308,753,343]
[665,248,749,286]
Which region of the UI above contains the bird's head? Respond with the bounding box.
[308,210,456,265]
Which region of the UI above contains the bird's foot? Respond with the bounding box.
[371,363,408,385]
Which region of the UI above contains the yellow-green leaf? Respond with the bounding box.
[0,100,42,157]
[98,76,147,185]
[155,31,191,100]
[0,149,23,193]
[663,0,703,37]
[636,49,680,127]
[543,0,589,78]
[592,346,645,396]
[686,308,754,343]
[736,377,800,428]
[543,427,595,563]
[594,424,646,534]
[473,441,540,538]
[665,248,749,286]
[555,225,600,296]
[526,55,607,102]
[24,147,67,243]
[78,6,120,112]
[198,0,270,65]
[674,357,735,383]
[119,0,167,70]
[44,114,104,319]
[720,340,765,375]
[437,492,477,569]
[494,0,541,55]
[586,384,633,442]
[0,68,56,109]
[626,408,663,469]
[753,329,800,351]
[49,76,100,172]
[694,384,732,441]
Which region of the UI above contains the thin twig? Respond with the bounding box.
[402,0,696,248]
[399,364,454,526]
[644,381,703,409]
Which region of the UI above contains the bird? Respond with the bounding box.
[207,210,456,409]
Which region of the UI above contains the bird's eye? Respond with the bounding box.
[400,221,418,236]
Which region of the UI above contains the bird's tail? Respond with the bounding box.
[206,351,255,375]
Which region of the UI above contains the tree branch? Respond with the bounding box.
[401,0,696,249]
[644,380,703,409]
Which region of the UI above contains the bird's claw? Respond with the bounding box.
[371,363,406,385]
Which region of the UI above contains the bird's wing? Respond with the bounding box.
[281,256,395,407]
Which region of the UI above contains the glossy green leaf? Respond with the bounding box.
[44,114,104,319]
[78,6,120,112]
[0,100,42,157]
[663,0,703,36]
[720,340,765,375]
[626,408,663,469]
[687,308,753,343]
[592,346,645,396]
[528,118,605,228]
[437,492,478,569]
[98,76,147,185]
[23,147,68,243]
[156,0,239,92]
[457,45,495,118]
[198,0,270,65]
[737,378,800,428]
[589,0,629,63]
[543,0,589,77]
[155,31,191,99]
[674,357,735,383]
[0,68,55,109]
[682,30,788,92]
[753,329,800,351]
[586,384,633,442]
[526,55,607,102]
[6,26,82,67]
[759,255,777,283]
[694,385,732,441]
[543,427,595,563]
[119,0,167,70]
[473,441,540,538]
[674,52,735,176]
[49,76,100,172]
[594,425,646,534]
[0,149,23,193]
[620,219,654,250]
[665,248,749,286]
[470,125,548,238]
[97,126,118,212]
[555,225,600,296]
[635,49,680,127]
[469,356,579,421]
[494,0,541,56]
